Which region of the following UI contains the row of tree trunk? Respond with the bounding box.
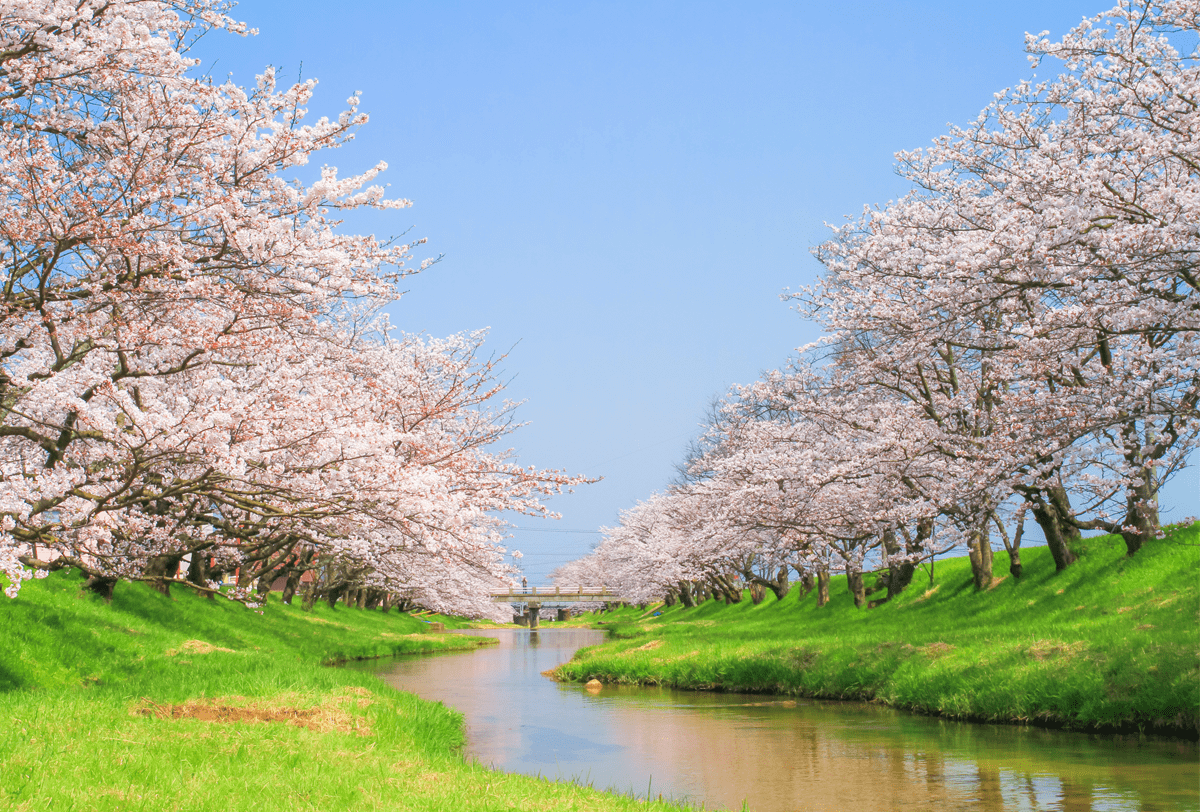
[655,493,1101,612]
[122,551,424,614]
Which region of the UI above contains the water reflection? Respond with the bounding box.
[353,629,1199,812]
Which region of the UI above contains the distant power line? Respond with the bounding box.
[509,527,603,534]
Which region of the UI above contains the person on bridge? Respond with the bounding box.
[521,577,528,589]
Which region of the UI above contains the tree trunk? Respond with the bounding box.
[745,565,791,602]
[187,553,217,600]
[237,562,255,590]
[1025,483,1078,571]
[816,568,830,607]
[356,588,368,609]
[364,589,382,610]
[255,574,273,598]
[279,548,314,605]
[888,551,918,598]
[280,570,302,605]
[966,523,994,590]
[748,582,766,604]
[879,528,901,598]
[845,564,866,608]
[186,553,207,584]
[677,581,695,608]
[799,571,814,598]
[885,520,928,599]
[709,577,727,604]
[84,574,118,601]
[713,573,742,604]
[993,509,1025,580]
[1119,468,1160,556]
[868,524,920,608]
[143,553,183,597]
[771,566,790,600]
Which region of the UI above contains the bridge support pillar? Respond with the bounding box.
[556,608,569,622]
[512,613,528,627]
[526,603,540,630]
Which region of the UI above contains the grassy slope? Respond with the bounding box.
[0,573,689,811]
[555,526,1200,737]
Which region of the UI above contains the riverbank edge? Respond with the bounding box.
[555,660,1198,740]
[319,634,500,666]
[550,527,1200,742]
[0,572,691,811]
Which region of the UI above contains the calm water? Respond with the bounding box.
[352,628,1199,812]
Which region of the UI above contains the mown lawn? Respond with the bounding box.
[0,573,692,811]
[554,526,1200,737]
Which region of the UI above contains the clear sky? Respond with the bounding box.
[199,1,1196,583]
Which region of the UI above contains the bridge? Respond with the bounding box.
[490,585,623,629]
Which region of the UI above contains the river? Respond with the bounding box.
[350,628,1199,812]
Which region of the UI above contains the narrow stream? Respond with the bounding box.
[351,628,1198,811]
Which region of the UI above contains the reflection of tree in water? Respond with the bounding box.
[976,764,1004,812]
[361,634,1194,812]
[602,695,1190,812]
[1059,777,1095,812]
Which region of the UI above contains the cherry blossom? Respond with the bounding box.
[0,0,577,616]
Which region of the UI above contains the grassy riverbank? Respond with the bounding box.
[0,573,689,811]
[554,526,1200,738]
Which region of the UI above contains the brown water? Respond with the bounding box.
[352,628,1199,811]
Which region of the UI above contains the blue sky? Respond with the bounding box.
[200,1,1196,583]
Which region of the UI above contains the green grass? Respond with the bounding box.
[0,573,692,811]
[554,526,1200,738]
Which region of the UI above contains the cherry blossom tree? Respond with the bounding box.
[0,0,574,616]
[556,0,1197,608]
[553,494,699,607]
[687,371,963,605]
[807,0,1199,561]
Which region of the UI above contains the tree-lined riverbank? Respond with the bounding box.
[0,572,689,811]
[362,628,1197,812]
[553,527,1199,739]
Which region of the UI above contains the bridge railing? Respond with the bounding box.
[489,585,618,600]
[497,585,607,594]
